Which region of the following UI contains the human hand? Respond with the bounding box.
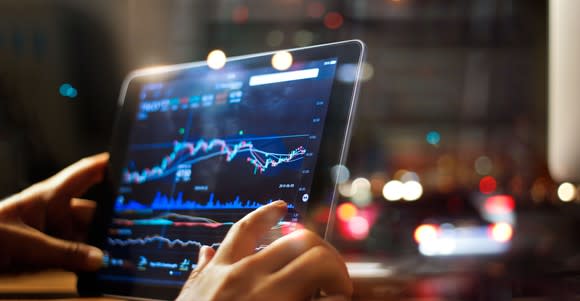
[0,153,109,273]
[176,201,352,301]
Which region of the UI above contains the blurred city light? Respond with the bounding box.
[425,131,441,145]
[232,6,249,24]
[306,1,325,18]
[557,182,576,202]
[347,216,370,240]
[330,164,350,184]
[382,180,404,201]
[489,222,513,242]
[400,170,420,182]
[414,224,438,243]
[336,63,358,83]
[402,180,423,201]
[484,195,515,214]
[271,51,293,71]
[360,62,374,82]
[206,49,226,70]
[59,83,77,99]
[338,180,354,197]
[351,177,372,207]
[323,12,343,30]
[266,30,284,47]
[479,176,497,194]
[474,156,493,175]
[293,30,314,47]
[336,202,358,222]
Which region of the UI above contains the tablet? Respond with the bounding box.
[78,40,365,300]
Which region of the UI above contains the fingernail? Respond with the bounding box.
[271,200,287,207]
[86,247,104,269]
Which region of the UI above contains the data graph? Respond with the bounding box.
[115,192,294,212]
[124,138,307,184]
[113,213,235,228]
[107,235,222,249]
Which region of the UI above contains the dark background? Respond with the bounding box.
[3,0,579,299]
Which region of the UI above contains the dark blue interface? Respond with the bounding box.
[98,57,338,286]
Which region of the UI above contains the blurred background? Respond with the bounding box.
[1,0,579,299]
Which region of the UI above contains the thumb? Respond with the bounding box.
[3,224,103,271]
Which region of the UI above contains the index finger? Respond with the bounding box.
[46,153,109,200]
[213,200,288,264]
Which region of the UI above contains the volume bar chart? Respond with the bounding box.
[115,192,294,212]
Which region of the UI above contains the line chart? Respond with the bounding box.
[123,138,307,184]
[107,235,222,249]
[115,192,295,211]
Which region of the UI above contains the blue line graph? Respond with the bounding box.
[115,192,294,212]
[107,235,222,249]
[123,137,307,184]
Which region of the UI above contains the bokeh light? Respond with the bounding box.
[266,30,284,48]
[232,6,249,24]
[382,180,404,201]
[484,195,515,214]
[271,51,293,71]
[59,83,77,98]
[351,177,372,207]
[347,216,370,240]
[557,182,576,202]
[336,202,358,222]
[479,176,497,194]
[426,131,441,145]
[293,30,314,47]
[414,224,438,243]
[489,222,513,242]
[360,62,374,82]
[402,180,423,201]
[474,156,493,175]
[306,1,325,18]
[323,12,343,30]
[330,164,350,184]
[206,49,226,70]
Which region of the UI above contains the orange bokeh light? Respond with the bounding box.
[336,202,357,222]
[414,224,439,243]
[489,222,513,242]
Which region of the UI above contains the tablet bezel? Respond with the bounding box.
[78,39,365,300]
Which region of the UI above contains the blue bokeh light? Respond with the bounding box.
[59,83,77,98]
[426,131,441,145]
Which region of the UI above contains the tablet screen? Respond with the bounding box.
[98,56,339,286]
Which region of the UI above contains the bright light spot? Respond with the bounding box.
[489,223,513,242]
[336,64,358,83]
[347,216,370,240]
[59,83,77,98]
[437,238,457,255]
[323,12,344,30]
[414,224,438,243]
[474,156,493,175]
[479,176,497,194]
[426,131,441,145]
[484,195,515,214]
[206,49,226,70]
[336,202,358,222]
[293,30,314,47]
[382,180,404,201]
[400,171,420,182]
[330,165,350,184]
[266,30,284,48]
[338,181,354,197]
[306,1,325,18]
[271,51,293,71]
[557,182,576,202]
[360,62,374,82]
[402,180,423,201]
[351,177,372,207]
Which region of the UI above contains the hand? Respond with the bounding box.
[176,201,353,301]
[0,153,109,273]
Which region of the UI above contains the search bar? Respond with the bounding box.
[249,68,319,86]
